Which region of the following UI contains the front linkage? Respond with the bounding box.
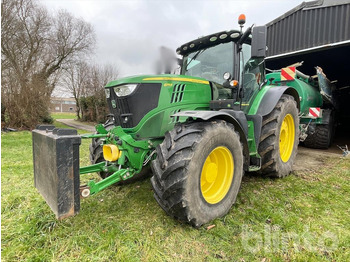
[79,124,159,197]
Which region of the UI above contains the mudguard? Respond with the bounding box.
[257,86,300,116]
[320,109,333,125]
[172,110,250,170]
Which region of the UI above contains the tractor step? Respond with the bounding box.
[249,156,261,172]
[249,165,261,172]
[32,125,81,219]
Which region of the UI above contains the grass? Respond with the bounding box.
[1,125,350,261]
[51,112,77,120]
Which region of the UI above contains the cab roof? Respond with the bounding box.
[176,29,251,56]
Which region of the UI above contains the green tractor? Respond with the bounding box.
[33,17,333,226]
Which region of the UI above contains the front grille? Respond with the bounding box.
[115,97,132,128]
[108,83,162,128]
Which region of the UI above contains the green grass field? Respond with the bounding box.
[1,124,349,261]
[51,112,77,120]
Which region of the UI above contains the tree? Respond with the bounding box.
[1,0,96,128]
[62,62,90,120]
[79,64,118,123]
[62,62,118,122]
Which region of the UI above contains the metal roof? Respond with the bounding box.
[265,0,350,57]
[267,0,350,26]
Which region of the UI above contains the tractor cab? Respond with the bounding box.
[177,21,267,113]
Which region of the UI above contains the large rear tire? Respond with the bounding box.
[151,120,243,227]
[303,110,334,149]
[258,94,299,178]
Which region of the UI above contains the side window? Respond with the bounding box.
[240,44,265,106]
[240,44,251,76]
[243,57,264,86]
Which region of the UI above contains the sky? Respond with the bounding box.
[41,0,305,78]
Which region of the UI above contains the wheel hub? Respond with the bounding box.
[279,114,295,162]
[200,146,234,204]
[205,163,218,183]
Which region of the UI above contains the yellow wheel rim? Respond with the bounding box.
[279,114,295,162]
[200,146,234,204]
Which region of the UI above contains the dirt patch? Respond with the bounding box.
[294,124,350,172]
[56,119,96,132]
[294,145,348,173]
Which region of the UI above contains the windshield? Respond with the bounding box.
[182,42,234,86]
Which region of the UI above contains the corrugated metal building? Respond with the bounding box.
[266,0,350,58]
[265,0,350,120]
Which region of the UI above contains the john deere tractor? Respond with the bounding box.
[33,17,334,226]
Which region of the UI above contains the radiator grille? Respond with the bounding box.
[108,83,162,128]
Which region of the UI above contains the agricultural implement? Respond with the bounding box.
[33,16,335,226]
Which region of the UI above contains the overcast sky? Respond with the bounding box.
[41,0,304,78]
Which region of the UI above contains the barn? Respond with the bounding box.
[265,0,350,144]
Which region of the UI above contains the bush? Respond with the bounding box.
[1,89,52,129]
[80,94,108,123]
[40,113,54,124]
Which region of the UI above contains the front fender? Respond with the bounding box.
[172,110,250,171]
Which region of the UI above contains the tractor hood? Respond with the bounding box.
[104,74,212,130]
[105,74,209,88]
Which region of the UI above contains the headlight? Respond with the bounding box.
[113,84,138,97]
[105,88,111,98]
[223,72,231,80]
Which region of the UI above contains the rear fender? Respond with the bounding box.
[257,86,300,116]
[172,110,250,171]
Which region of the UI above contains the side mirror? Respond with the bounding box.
[251,26,267,58]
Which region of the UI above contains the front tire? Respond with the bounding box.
[151,120,243,227]
[258,94,299,178]
[89,121,115,179]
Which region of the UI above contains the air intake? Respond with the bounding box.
[170,84,186,103]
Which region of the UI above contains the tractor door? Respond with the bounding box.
[239,43,265,112]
